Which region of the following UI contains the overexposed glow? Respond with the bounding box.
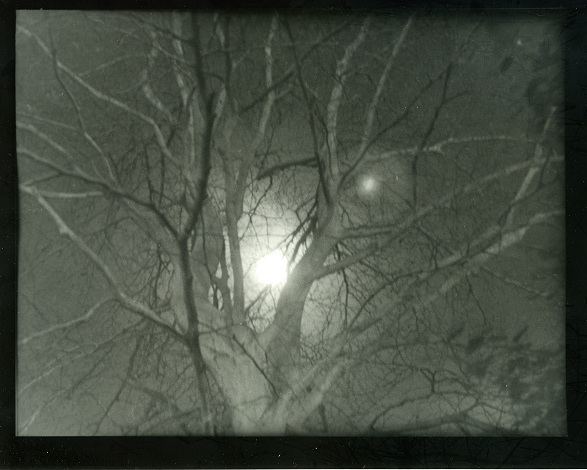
[254,250,288,286]
[358,175,380,196]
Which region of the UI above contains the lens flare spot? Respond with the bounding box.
[358,175,380,196]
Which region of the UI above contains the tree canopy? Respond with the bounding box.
[17,10,565,436]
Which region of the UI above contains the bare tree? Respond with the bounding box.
[17,11,564,436]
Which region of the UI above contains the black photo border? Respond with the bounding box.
[1,0,586,467]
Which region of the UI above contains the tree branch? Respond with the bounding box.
[18,144,178,239]
[346,16,414,181]
[19,297,113,346]
[20,185,184,342]
[240,20,351,113]
[325,17,371,193]
[312,243,378,280]
[341,150,562,239]
[18,25,178,167]
[256,155,317,180]
[49,38,117,181]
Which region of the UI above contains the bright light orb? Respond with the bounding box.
[358,175,380,196]
[255,251,288,286]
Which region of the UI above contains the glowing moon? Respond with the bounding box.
[254,250,288,286]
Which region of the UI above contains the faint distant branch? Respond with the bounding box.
[240,72,294,113]
[409,62,459,205]
[283,21,330,205]
[127,12,193,43]
[289,200,317,264]
[313,243,377,280]
[189,14,211,115]
[179,92,215,238]
[213,13,234,107]
[325,17,370,189]
[141,34,176,123]
[232,334,278,397]
[24,189,103,199]
[281,357,351,431]
[416,210,563,311]
[422,210,561,302]
[16,110,77,131]
[19,386,71,435]
[504,107,556,227]
[18,25,178,166]
[372,403,480,434]
[241,20,351,113]
[368,389,436,431]
[125,377,186,415]
[350,16,413,175]
[342,208,563,360]
[19,298,113,346]
[18,322,140,398]
[213,240,233,317]
[78,53,150,78]
[17,122,77,165]
[18,147,178,238]
[425,135,535,155]
[342,151,562,239]
[94,341,139,433]
[251,15,278,155]
[340,134,537,170]
[235,15,279,211]
[50,38,117,181]
[170,13,194,107]
[19,185,184,342]
[345,280,393,332]
[256,156,317,180]
[244,285,270,319]
[480,266,552,298]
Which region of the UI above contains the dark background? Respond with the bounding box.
[1,0,586,467]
